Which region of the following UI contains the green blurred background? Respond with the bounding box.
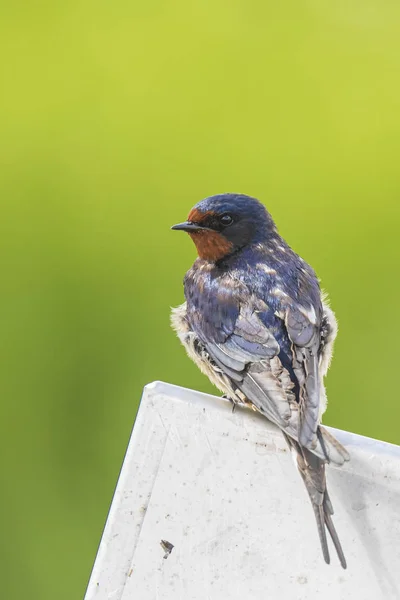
[1,1,400,598]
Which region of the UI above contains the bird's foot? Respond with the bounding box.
[222,394,237,413]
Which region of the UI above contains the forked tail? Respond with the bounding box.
[283,432,347,569]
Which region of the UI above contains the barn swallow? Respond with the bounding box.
[171,193,350,568]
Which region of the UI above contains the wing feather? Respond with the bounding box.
[205,306,293,428]
[286,307,322,447]
[205,300,326,450]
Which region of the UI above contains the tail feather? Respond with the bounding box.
[324,502,347,569]
[323,488,334,516]
[312,503,330,565]
[284,433,347,569]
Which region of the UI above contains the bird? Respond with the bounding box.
[170,192,350,568]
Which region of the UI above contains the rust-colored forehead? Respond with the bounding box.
[187,207,216,222]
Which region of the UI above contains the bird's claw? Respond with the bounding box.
[222,394,237,413]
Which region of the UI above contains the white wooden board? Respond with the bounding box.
[85,381,400,599]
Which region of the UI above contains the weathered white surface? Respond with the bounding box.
[85,381,400,600]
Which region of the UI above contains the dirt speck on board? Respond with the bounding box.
[160,539,174,559]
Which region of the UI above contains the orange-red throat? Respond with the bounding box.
[188,229,233,261]
[172,207,234,262]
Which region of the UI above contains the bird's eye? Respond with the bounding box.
[220,214,233,226]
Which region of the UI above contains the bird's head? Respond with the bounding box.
[171,193,276,262]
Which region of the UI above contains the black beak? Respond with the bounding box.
[171,221,207,232]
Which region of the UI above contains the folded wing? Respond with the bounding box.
[199,299,347,465]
